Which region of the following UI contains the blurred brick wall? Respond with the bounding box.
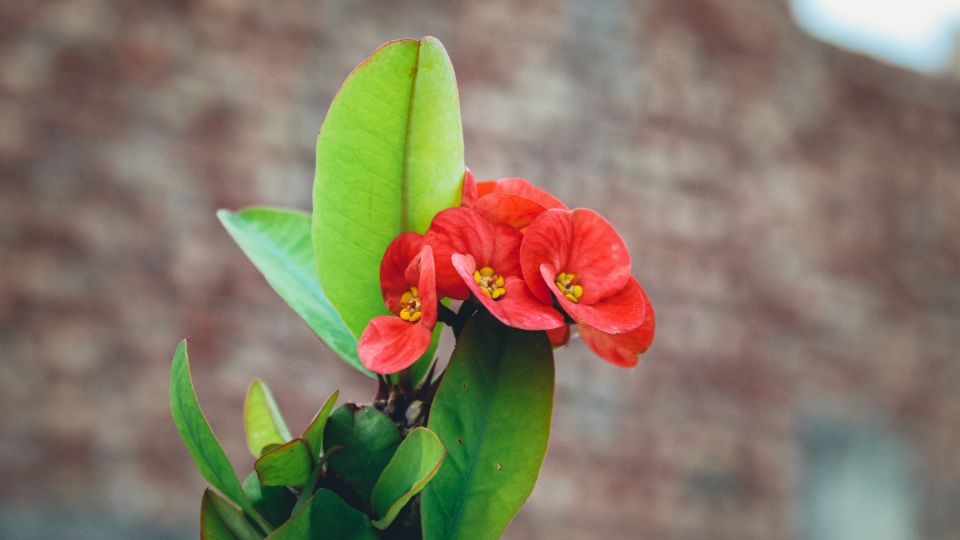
[3,0,960,538]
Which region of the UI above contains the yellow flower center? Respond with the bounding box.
[473,266,506,300]
[555,272,583,303]
[399,287,422,322]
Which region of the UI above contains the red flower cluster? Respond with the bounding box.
[358,170,654,374]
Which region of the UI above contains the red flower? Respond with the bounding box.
[358,233,437,375]
[424,207,565,331]
[461,169,567,230]
[579,288,655,367]
[547,324,571,348]
[520,208,653,365]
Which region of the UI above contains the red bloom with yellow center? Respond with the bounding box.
[424,207,565,331]
[520,208,654,365]
[357,233,437,375]
[461,169,567,230]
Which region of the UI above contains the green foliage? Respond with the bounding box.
[370,427,446,530]
[170,341,270,532]
[218,208,370,377]
[421,313,555,540]
[176,36,567,539]
[254,439,313,488]
[243,473,296,529]
[301,390,339,460]
[267,489,376,540]
[313,37,465,341]
[244,379,292,458]
[201,490,264,540]
[324,405,402,503]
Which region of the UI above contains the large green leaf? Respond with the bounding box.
[301,390,339,460]
[244,379,292,458]
[170,341,269,532]
[255,439,313,488]
[243,473,296,528]
[312,36,465,340]
[218,207,370,376]
[370,427,446,529]
[421,313,555,540]
[267,489,376,540]
[201,489,264,540]
[324,404,402,502]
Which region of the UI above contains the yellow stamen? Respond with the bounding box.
[473,266,506,300]
[398,287,422,323]
[555,272,583,303]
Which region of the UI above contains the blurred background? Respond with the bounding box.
[2,0,960,538]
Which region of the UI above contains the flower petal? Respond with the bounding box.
[423,208,496,299]
[380,232,424,313]
[483,178,566,210]
[460,168,477,207]
[474,192,550,230]
[547,268,647,333]
[416,245,437,327]
[520,209,573,303]
[452,254,565,331]
[579,289,654,367]
[358,315,435,374]
[566,208,631,303]
[424,208,522,299]
[547,324,570,347]
[476,180,496,199]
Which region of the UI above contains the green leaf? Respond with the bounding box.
[201,489,264,540]
[301,390,339,460]
[324,404,402,502]
[218,207,370,377]
[170,341,268,531]
[370,427,446,529]
[244,379,292,458]
[243,473,296,528]
[267,489,376,540]
[201,489,240,540]
[421,313,555,540]
[255,438,313,488]
[313,36,465,340]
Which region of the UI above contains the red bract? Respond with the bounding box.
[358,233,437,375]
[461,170,567,230]
[520,208,653,365]
[547,324,571,348]
[425,207,565,331]
[579,288,655,367]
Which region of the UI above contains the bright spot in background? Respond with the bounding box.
[791,0,960,73]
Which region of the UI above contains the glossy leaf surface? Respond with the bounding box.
[422,313,555,540]
[323,404,402,502]
[267,489,376,540]
[244,379,292,458]
[254,438,313,488]
[201,489,263,540]
[170,341,264,527]
[301,389,339,460]
[243,473,296,528]
[218,207,369,376]
[313,37,464,340]
[370,427,446,529]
